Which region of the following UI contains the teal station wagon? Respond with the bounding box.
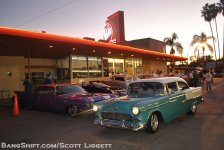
[93,77,203,133]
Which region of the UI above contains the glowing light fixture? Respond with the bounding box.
[108,51,111,54]
[93,105,98,112]
[93,50,96,53]
[49,45,53,48]
[72,48,76,51]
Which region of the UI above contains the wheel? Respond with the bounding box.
[146,113,159,133]
[68,105,78,117]
[188,103,197,115]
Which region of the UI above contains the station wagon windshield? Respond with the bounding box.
[56,85,86,95]
[128,82,165,98]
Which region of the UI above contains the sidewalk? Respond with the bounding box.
[198,77,224,150]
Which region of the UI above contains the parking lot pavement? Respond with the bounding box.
[0,78,224,150]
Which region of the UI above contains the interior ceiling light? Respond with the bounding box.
[131,54,134,56]
[108,51,111,54]
[49,45,53,48]
[93,50,96,53]
[157,58,159,59]
[121,54,123,56]
[72,48,76,51]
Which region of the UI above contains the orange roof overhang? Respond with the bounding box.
[0,26,187,61]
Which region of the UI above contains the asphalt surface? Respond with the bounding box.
[0,78,224,150]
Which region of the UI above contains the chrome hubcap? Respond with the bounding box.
[69,106,77,117]
[151,114,158,131]
[191,104,197,113]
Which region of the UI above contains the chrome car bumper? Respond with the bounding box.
[93,119,145,131]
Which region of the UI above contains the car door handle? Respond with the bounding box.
[182,99,188,103]
[169,99,177,103]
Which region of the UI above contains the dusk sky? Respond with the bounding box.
[0,0,223,59]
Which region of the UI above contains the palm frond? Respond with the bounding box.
[220,0,224,16]
[193,46,200,57]
[164,37,173,46]
[190,35,201,46]
[174,42,183,55]
[206,36,216,41]
[205,43,214,54]
[171,32,178,41]
[201,3,212,22]
[209,3,219,19]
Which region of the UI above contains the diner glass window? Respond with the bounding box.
[56,57,70,80]
[108,58,124,74]
[88,57,102,77]
[72,56,88,78]
[134,58,142,75]
[114,59,124,74]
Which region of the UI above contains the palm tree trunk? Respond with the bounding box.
[209,21,218,68]
[223,21,224,69]
[215,18,221,66]
[203,47,206,68]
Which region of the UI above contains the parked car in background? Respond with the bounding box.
[83,81,127,96]
[138,74,154,79]
[107,74,139,89]
[16,84,115,117]
[93,77,203,133]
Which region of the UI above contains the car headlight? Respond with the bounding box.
[132,107,139,115]
[93,105,98,112]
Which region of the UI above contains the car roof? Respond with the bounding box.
[42,83,79,87]
[133,77,186,84]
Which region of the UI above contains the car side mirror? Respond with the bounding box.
[168,88,174,94]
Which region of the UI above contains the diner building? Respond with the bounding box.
[0,11,187,98]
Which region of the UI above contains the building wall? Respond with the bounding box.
[0,56,25,98]
[0,57,57,98]
[124,38,166,53]
[24,58,56,75]
[149,39,166,53]
[142,59,167,75]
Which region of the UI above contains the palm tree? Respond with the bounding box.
[164,32,183,55]
[201,3,218,67]
[190,32,214,58]
[217,0,224,66]
[210,3,221,62]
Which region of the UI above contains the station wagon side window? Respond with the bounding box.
[114,77,125,81]
[39,86,55,95]
[167,82,178,93]
[178,81,189,91]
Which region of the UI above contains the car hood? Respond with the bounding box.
[99,95,158,114]
[60,92,94,102]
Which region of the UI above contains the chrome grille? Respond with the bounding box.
[101,112,133,122]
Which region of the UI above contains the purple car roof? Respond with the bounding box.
[42,83,79,87]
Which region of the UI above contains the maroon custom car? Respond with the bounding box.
[17,84,116,117]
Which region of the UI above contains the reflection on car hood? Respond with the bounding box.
[100,95,156,113]
[64,92,93,101]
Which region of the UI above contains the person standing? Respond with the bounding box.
[175,71,182,77]
[23,76,32,94]
[192,70,201,87]
[43,73,53,84]
[205,70,213,91]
